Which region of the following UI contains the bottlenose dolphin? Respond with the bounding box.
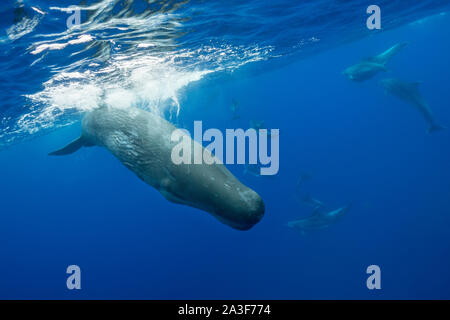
[249,120,278,139]
[231,99,240,120]
[380,78,446,133]
[287,205,351,235]
[250,120,265,130]
[49,105,265,230]
[343,43,407,82]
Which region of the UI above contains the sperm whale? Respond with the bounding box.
[50,105,265,230]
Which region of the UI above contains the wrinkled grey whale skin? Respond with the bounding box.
[380,78,446,133]
[343,43,407,82]
[50,106,265,230]
[287,205,351,235]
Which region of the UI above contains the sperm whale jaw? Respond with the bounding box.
[214,191,265,231]
[157,166,266,231]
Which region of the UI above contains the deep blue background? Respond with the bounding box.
[1,5,450,299]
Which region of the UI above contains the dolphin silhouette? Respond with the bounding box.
[287,205,351,235]
[380,78,446,134]
[343,43,407,82]
[49,105,265,230]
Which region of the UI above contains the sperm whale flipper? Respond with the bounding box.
[49,137,88,156]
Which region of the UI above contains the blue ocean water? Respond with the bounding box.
[1,0,450,299]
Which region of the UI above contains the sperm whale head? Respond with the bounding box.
[213,188,265,231]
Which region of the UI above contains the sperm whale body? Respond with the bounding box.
[50,106,265,230]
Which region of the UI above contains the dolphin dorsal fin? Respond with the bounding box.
[312,206,326,216]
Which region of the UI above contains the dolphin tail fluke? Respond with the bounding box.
[49,136,87,156]
[427,124,447,134]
